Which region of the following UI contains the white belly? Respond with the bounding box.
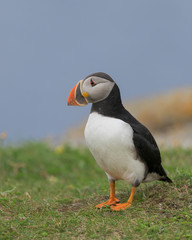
[84,112,146,186]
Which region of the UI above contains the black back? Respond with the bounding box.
[91,84,172,182]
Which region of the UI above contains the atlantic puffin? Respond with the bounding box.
[67,72,172,211]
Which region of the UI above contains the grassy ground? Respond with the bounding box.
[0,142,191,240]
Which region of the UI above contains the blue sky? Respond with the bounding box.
[0,0,192,142]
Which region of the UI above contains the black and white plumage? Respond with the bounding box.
[68,72,172,211]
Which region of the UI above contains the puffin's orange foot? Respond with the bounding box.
[96,198,120,209]
[111,202,131,211]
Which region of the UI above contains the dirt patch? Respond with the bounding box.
[59,199,90,212]
[0,205,12,220]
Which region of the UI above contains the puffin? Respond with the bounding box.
[67,72,172,211]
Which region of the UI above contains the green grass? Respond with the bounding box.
[0,142,192,239]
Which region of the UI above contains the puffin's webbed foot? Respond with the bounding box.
[96,181,120,208]
[96,198,120,209]
[111,186,137,211]
[110,202,131,211]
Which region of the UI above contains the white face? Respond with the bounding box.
[82,76,115,103]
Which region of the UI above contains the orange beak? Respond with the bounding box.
[67,80,88,106]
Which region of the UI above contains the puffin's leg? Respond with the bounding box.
[96,181,120,208]
[111,186,136,211]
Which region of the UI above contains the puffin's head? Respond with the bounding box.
[67,72,115,106]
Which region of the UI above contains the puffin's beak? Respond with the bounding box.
[67,80,88,106]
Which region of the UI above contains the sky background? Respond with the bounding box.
[0,0,192,142]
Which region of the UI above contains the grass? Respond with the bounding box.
[0,142,191,239]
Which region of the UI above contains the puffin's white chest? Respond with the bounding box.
[84,112,145,185]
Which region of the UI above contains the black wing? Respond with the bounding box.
[132,123,165,175]
[119,109,171,180]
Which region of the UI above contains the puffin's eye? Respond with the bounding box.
[90,79,96,87]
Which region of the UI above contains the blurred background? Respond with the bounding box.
[0,0,192,147]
